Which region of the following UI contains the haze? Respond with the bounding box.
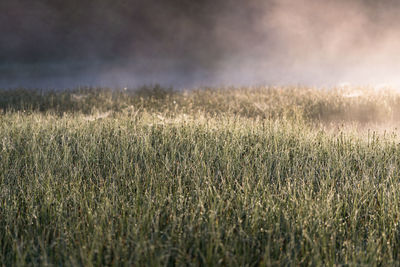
[1,0,400,89]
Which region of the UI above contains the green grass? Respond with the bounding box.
[2,86,400,265]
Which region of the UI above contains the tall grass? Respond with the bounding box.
[1,86,400,265]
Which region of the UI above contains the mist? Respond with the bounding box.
[2,0,400,89]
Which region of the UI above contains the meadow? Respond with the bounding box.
[2,85,400,265]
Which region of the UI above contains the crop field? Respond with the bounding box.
[2,86,400,265]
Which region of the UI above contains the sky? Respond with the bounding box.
[2,0,400,89]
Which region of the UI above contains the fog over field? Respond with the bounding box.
[2,0,400,88]
[5,2,400,265]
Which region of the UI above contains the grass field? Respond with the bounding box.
[2,86,400,265]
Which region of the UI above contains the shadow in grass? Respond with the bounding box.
[0,85,177,115]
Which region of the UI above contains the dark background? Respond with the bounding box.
[1,0,400,88]
[1,1,229,64]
